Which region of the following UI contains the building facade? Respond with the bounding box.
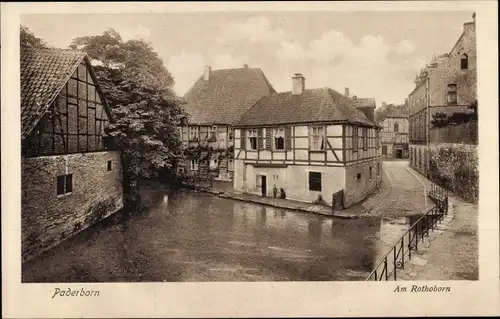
[178,65,275,183]
[408,14,477,175]
[379,108,409,159]
[233,74,382,208]
[21,48,123,262]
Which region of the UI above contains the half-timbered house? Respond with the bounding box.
[379,107,409,159]
[21,48,123,261]
[178,65,275,183]
[233,74,382,208]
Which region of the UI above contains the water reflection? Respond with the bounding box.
[23,188,392,282]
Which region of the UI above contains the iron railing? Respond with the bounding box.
[366,184,448,281]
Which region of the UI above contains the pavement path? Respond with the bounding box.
[398,193,479,280]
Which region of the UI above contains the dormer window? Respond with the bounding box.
[461,54,468,70]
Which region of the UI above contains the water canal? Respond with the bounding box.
[23,187,415,282]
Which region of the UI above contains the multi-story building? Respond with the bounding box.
[178,65,275,182]
[379,106,409,159]
[232,74,382,208]
[408,13,477,175]
[21,48,123,261]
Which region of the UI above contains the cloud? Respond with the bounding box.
[394,39,416,54]
[166,52,205,95]
[274,30,418,103]
[221,15,286,44]
[212,54,248,70]
[166,52,249,95]
[115,24,152,42]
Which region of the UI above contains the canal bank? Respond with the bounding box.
[22,189,393,282]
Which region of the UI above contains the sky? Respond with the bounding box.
[22,11,474,105]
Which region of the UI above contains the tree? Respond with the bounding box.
[70,29,187,211]
[20,25,47,49]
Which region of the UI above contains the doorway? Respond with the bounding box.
[261,175,267,197]
[395,149,403,159]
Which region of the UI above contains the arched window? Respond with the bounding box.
[461,53,468,70]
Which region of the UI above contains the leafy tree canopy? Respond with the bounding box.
[20,25,47,49]
[70,29,187,182]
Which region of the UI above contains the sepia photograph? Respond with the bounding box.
[2,1,499,318]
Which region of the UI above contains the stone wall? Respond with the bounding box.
[428,144,478,202]
[21,150,123,262]
[344,159,382,207]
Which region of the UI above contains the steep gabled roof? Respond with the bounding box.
[21,47,110,139]
[353,97,376,108]
[235,87,374,127]
[183,67,276,125]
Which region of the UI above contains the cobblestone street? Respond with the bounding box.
[362,160,430,218]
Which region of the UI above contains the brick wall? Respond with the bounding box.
[430,120,478,144]
[21,150,123,262]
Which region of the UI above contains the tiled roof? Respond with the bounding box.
[183,67,276,125]
[21,47,86,139]
[235,88,375,127]
[385,106,410,118]
[353,97,376,108]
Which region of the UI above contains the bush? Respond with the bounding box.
[428,146,478,203]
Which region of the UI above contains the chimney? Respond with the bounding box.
[243,64,249,68]
[203,65,211,81]
[464,13,476,34]
[345,87,350,97]
[292,73,305,95]
[353,95,357,100]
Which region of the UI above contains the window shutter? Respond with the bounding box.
[240,129,246,150]
[265,127,272,149]
[285,126,292,150]
[257,128,263,150]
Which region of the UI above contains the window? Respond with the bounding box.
[352,126,358,151]
[447,84,457,104]
[377,163,380,176]
[369,167,373,180]
[189,126,199,140]
[209,126,217,139]
[362,128,368,151]
[229,129,233,141]
[310,126,325,151]
[247,129,258,150]
[190,159,199,170]
[382,145,387,155]
[308,172,322,191]
[356,173,361,181]
[273,128,285,150]
[461,54,468,70]
[107,160,112,171]
[375,130,380,149]
[394,123,399,133]
[56,174,73,196]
